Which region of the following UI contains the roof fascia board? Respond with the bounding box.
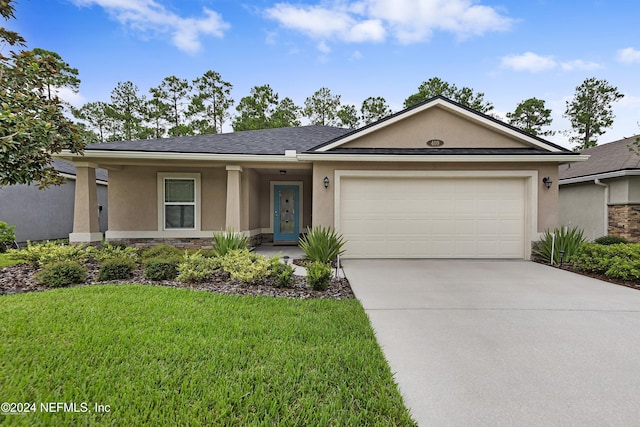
[297,153,589,163]
[59,172,108,186]
[316,98,564,153]
[559,169,640,185]
[57,151,301,163]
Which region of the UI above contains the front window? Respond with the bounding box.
[164,178,195,229]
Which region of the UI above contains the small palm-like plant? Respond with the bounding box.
[533,226,586,264]
[212,228,249,257]
[298,226,346,264]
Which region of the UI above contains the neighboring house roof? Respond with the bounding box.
[559,135,640,183]
[83,126,350,155]
[54,159,109,183]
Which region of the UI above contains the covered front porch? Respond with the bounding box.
[68,159,318,248]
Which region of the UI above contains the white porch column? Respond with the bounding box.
[225,165,243,230]
[70,163,102,244]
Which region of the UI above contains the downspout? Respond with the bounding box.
[594,179,609,238]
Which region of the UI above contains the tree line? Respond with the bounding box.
[72,73,624,154]
[0,0,627,188]
[71,75,396,142]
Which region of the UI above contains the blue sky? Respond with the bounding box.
[7,0,640,147]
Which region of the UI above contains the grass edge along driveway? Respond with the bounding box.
[0,285,416,426]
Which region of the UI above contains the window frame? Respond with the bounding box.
[157,173,201,232]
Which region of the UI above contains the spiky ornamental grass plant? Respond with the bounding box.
[533,226,586,265]
[298,226,346,264]
[212,228,249,257]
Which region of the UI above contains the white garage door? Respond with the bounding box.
[339,176,526,258]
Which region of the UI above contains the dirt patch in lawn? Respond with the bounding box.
[0,261,354,299]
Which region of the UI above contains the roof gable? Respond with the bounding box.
[311,96,568,153]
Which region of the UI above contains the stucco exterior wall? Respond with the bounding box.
[108,165,227,232]
[559,182,607,241]
[312,161,559,234]
[0,179,107,244]
[608,178,629,205]
[244,168,261,231]
[628,176,640,203]
[341,107,524,149]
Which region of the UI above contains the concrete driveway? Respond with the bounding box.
[343,260,640,426]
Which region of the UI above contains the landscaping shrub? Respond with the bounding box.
[144,257,180,281]
[573,243,640,281]
[299,226,346,264]
[212,228,249,256]
[90,243,139,263]
[594,235,629,245]
[533,226,585,264]
[177,251,221,283]
[220,249,271,283]
[141,244,182,261]
[307,261,332,291]
[98,257,137,281]
[15,241,90,266]
[198,248,218,258]
[271,262,295,288]
[35,260,86,288]
[0,221,16,252]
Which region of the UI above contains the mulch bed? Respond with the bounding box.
[0,260,354,299]
[535,260,640,292]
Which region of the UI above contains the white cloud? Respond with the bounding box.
[71,0,229,53]
[617,47,640,64]
[367,0,513,42]
[349,50,363,61]
[618,94,640,109]
[500,52,601,73]
[265,3,385,43]
[560,59,601,71]
[500,52,556,73]
[265,0,512,45]
[317,41,331,54]
[53,87,87,108]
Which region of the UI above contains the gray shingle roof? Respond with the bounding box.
[559,135,640,180]
[85,126,351,155]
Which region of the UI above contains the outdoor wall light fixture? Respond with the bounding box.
[279,170,287,175]
[542,176,553,189]
[323,176,330,189]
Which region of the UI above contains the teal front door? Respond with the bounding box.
[274,185,299,242]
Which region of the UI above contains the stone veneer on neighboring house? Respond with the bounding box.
[608,204,640,242]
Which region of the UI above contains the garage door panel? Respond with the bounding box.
[340,177,526,258]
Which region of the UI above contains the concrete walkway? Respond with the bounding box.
[253,245,307,276]
[343,260,640,426]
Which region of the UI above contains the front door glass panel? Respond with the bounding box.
[274,185,299,241]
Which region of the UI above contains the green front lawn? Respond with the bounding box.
[0,252,21,268]
[0,285,416,426]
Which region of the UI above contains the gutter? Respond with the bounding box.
[559,169,640,185]
[55,150,301,163]
[593,179,609,238]
[297,153,589,163]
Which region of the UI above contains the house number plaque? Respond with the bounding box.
[426,139,444,147]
